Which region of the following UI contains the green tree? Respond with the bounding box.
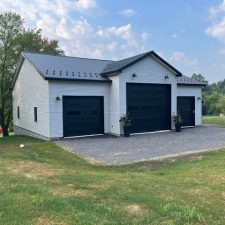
[0,12,64,137]
[14,28,64,57]
[203,92,222,115]
[217,95,225,113]
[192,73,210,93]
[191,73,208,84]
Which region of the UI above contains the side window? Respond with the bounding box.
[17,106,20,119]
[34,107,37,122]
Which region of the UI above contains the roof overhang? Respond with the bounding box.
[177,83,206,87]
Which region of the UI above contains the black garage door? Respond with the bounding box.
[177,97,195,126]
[63,96,104,137]
[127,83,171,133]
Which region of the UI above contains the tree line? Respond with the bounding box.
[0,12,64,137]
[191,74,225,115]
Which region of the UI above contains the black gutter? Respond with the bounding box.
[177,83,206,86]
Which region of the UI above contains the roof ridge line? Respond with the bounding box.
[22,51,115,62]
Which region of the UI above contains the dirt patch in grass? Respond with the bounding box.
[125,204,146,215]
[35,217,65,225]
[7,160,61,179]
[52,184,92,197]
[210,175,225,183]
[86,157,104,165]
[165,153,206,163]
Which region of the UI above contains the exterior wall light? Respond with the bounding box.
[56,96,61,101]
[197,97,201,100]
[132,73,137,78]
[165,75,169,79]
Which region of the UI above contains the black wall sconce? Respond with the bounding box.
[197,97,201,100]
[165,75,169,79]
[132,73,137,78]
[56,96,61,101]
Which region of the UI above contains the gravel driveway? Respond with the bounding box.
[55,125,225,165]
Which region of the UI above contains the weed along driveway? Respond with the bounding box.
[55,125,225,165]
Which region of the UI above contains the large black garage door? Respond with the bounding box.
[177,97,195,127]
[127,83,171,133]
[63,96,104,137]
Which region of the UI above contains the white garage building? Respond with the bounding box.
[11,51,205,140]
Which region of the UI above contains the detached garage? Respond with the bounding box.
[11,51,205,140]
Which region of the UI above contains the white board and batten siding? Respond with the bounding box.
[48,81,111,138]
[108,75,120,135]
[12,59,50,139]
[177,86,202,126]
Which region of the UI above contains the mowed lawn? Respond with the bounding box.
[1,136,225,225]
[203,115,225,127]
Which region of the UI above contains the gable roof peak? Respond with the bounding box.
[100,50,182,77]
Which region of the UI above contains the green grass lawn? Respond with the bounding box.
[1,136,225,225]
[203,115,225,127]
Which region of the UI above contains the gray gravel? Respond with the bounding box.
[55,125,225,165]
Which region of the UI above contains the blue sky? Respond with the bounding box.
[1,0,225,82]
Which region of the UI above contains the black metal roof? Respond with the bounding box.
[23,52,113,82]
[11,51,204,89]
[100,51,182,77]
[10,52,114,89]
[177,75,206,86]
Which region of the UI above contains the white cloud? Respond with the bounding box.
[170,51,198,68]
[169,52,199,76]
[206,0,225,42]
[168,51,200,76]
[92,48,102,58]
[96,24,150,56]
[209,0,225,18]
[107,42,117,51]
[97,24,133,41]
[205,17,225,42]
[75,0,97,11]
[119,8,137,17]
[0,0,150,60]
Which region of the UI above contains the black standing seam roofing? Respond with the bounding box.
[177,75,206,86]
[11,50,204,89]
